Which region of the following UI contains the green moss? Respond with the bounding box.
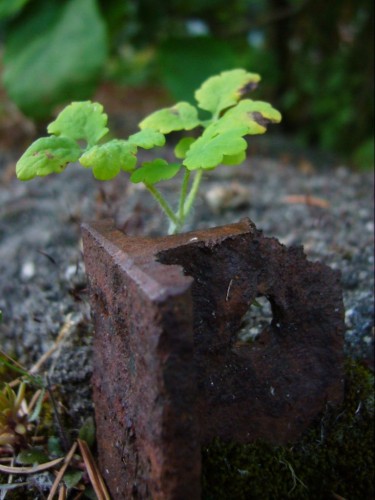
[202,360,374,499]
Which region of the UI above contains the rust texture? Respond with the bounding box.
[81,218,345,499]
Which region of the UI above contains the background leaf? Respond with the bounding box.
[158,36,240,103]
[130,159,181,184]
[3,0,108,119]
[80,140,137,180]
[0,0,30,19]
[139,102,200,133]
[63,470,83,489]
[16,448,50,465]
[195,69,261,115]
[16,136,81,180]
[47,101,109,147]
[78,417,95,449]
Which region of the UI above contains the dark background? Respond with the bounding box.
[0,0,373,168]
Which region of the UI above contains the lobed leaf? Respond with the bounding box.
[48,101,109,147]
[130,159,181,184]
[80,140,137,180]
[16,136,81,180]
[223,99,282,134]
[129,129,165,149]
[222,151,247,165]
[174,137,196,159]
[139,102,200,133]
[195,69,261,116]
[183,129,247,170]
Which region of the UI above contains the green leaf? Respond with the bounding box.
[195,69,261,115]
[223,99,282,134]
[158,36,239,103]
[80,140,137,180]
[16,448,50,465]
[183,128,247,170]
[48,436,63,457]
[63,470,83,489]
[129,129,165,149]
[82,486,97,499]
[48,101,109,147]
[0,0,30,19]
[16,136,81,180]
[29,388,46,422]
[3,0,108,119]
[222,151,247,165]
[78,417,95,449]
[174,137,196,159]
[139,102,200,133]
[130,159,181,184]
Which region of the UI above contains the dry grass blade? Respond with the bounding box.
[77,439,110,500]
[0,456,64,474]
[30,313,76,375]
[58,483,67,500]
[0,350,25,373]
[47,441,78,500]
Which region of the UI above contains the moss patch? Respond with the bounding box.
[202,360,374,499]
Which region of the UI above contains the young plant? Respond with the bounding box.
[16,69,281,234]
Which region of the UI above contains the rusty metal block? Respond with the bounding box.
[81,218,345,499]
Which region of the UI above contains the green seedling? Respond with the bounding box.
[16,69,281,234]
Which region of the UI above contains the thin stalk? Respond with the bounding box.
[146,184,179,228]
[177,169,191,221]
[182,169,203,220]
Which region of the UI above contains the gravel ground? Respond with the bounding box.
[0,142,374,427]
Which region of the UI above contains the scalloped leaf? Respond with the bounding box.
[16,136,81,180]
[223,99,282,134]
[47,101,109,147]
[129,129,165,149]
[195,69,261,115]
[130,159,181,184]
[80,139,137,180]
[183,129,247,170]
[174,137,196,159]
[222,151,247,165]
[139,102,200,133]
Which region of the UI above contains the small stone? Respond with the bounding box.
[205,182,251,213]
[21,261,35,280]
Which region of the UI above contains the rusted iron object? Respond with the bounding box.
[81,218,345,499]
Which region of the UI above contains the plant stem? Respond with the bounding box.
[178,169,191,221]
[146,184,179,228]
[183,169,203,220]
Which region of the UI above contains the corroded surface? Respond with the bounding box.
[82,218,345,499]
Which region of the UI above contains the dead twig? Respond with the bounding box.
[47,441,78,500]
[77,439,110,500]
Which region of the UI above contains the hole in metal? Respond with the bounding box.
[236,295,273,343]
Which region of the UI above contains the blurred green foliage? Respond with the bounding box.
[0,0,373,167]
